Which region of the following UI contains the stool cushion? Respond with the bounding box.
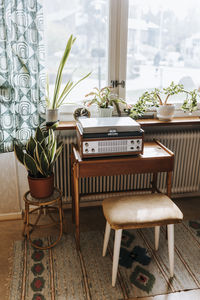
[102,194,183,230]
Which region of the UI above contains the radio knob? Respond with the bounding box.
[137,140,140,143]
[137,146,140,149]
[85,148,89,153]
[85,142,89,147]
[131,140,134,144]
[92,148,95,152]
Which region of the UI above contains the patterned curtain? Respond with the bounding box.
[0,0,46,153]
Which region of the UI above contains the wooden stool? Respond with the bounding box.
[23,187,63,250]
[102,193,183,286]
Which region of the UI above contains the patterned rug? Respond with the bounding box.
[9,220,200,300]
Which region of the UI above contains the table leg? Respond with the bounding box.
[152,173,158,193]
[73,163,80,249]
[167,171,172,198]
[22,203,28,237]
[71,154,75,224]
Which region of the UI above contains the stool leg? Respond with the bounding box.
[155,226,160,251]
[112,229,122,287]
[167,224,174,277]
[103,221,111,256]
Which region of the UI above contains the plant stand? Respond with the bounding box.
[23,187,63,250]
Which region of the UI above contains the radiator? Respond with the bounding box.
[54,130,200,204]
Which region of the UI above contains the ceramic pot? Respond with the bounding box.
[28,174,54,198]
[98,106,113,117]
[157,104,175,121]
[46,108,59,125]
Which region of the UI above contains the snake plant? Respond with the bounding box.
[46,34,91,109]
[14,127,63,178]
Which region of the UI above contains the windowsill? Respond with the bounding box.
[57,116,200,131]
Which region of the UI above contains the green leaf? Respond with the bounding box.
[40,151,50,177]
[26,137,36,157]
[57,72,92,107]
[52,35,76,109]
[50,139,57,164]
[14,144,25,165]
[35,127,44,143]
[35,142,44,163]
[24,153,38,177]
[54,144,63,162]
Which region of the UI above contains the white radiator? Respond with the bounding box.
[54,130,200,204]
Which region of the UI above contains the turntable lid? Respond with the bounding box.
[78,117,141,133]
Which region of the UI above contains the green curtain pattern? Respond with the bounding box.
[0,0,46,153]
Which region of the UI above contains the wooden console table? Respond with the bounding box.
[71,140,174,249]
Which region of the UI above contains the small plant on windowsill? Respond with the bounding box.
[84,86,127,117]
[46,34,91,125]
[127,81,199,120]
[181,89,199,113]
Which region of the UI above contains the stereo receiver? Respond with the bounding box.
[76,117,144,158]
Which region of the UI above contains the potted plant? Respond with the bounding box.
[181,89,199,113]
[14,126,63,198]
[46,34,91,125]
[127,81,198,120]
[84,86,127,117]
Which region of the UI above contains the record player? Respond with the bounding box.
[76,117,144,158]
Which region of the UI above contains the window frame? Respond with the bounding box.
[50,0,200,120]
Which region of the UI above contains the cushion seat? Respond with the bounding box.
[103,193,183,230]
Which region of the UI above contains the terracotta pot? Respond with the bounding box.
[28,174,54,198]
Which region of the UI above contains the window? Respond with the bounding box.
[126,0,200,105]
[44,0,200,111]
[44,0,109,103]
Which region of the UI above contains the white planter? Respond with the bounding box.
[98,106,113,117]
[46,108,59,124]
[157,104,175,121]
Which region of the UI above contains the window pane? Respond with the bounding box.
[44,0,108,103]
[126,0,200,103]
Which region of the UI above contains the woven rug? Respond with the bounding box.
[10,220,200,300]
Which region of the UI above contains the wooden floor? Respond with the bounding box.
[0,196,200,300]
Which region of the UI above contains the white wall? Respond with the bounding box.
[0,152,28,219]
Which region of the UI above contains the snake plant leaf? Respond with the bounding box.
[35,126,44,143]
[24,153,38,177]
[54,144,63,163]
[40,151,50,177]
[40,138,46,149]
[14,144,25,166]
[33,150,44,176]
[48,129,55,149]
[47,122,59,130]
[26,137,36,157]
[50,139,57,164]
[35,142,44,163]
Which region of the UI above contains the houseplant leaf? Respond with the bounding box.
[35,127,44,143]
[52,35,76,109]
[26,137,36,157]
[14,144,25,166]
[24,153,38,177]
[40,151,50,177]
[56,72,92,107]
[50,139,57,164]
[54,144,63,163]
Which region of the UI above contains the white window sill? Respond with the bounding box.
[58,101,200,123]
